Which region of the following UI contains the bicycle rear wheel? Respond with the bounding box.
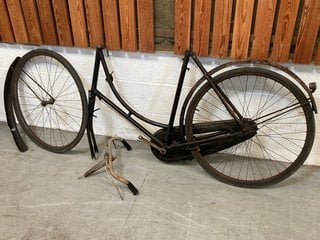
[185,68,315,187]
[11,49,88,153]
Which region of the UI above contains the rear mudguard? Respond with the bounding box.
[4,57,28,152]
[179,60,318,141]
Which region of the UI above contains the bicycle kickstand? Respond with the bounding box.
[83,137,138,198]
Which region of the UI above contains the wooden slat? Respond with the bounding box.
[211,0,233,57]
[85,0,104,47]
[68,0,88,48]
[119,0,137,51]
[0,0,15,42]
[6,0,29,43]
[315,46,320,65]
[36,0,58,45]
[231,0,254,59]
[21,0,42,44]
[271,0,300,62]
[2,0,318,65]
[137,0,154,52]
[101,0,121,50]
[52,0,73,46]
[193,0,212,56]
[293,0,320,64]
[174,0,192,54]
[251,0,277,60]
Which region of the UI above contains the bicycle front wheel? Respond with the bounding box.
[11,49,88,153]
[185,67,315,187]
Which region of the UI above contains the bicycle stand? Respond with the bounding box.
[83,137,138,198]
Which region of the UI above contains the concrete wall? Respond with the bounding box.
[0,43,319,165]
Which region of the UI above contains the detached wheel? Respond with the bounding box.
[11,49,88,153]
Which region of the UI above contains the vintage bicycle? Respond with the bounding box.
[7,47,317,190]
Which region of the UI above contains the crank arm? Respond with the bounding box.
[138,135,166,154]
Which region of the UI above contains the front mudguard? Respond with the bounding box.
[4,57,28,152]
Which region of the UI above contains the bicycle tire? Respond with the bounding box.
[11,49,88,153]
[185,67,315,187]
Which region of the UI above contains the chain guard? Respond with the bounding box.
[150,128,193,162]
[151,119,257,163]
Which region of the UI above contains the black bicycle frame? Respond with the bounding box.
[86,47,243,158]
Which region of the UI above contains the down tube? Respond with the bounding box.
[94,89,164,147]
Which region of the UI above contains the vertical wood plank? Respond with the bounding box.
[315,46,320,65]
[271,0,300,62]
[193,0,212,56]
[174,0,192,54]
[0,0,15,42]
[36,0,58,45]
[211,0,233,57]
[251,0,277,60]
[231,0,254,59]
[101,0,121,50]
[52,0,73,46]
[85,0,104,47]
[293,0,320,64]
[21,0,43,44]
[119,0,137,51]
[137,0,154,52]
[6,0,29,43]
[68,0,88,47]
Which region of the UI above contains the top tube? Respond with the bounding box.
[95,47,168,129]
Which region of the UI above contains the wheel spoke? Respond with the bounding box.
[185,67,313,187]
[13,50,87,152]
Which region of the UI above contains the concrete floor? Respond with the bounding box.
[0,121,320,240]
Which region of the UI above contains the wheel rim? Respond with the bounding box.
[14,53,87,151]
[185,68,314,186]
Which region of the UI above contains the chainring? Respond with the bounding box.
[150,128,193,162]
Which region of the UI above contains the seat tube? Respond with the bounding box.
[165,50,192,144]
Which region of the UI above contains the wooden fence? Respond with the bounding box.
[0,0,154,52]
[175,0,320,64]
[0,0,320,64]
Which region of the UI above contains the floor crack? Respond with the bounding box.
[116,167,151,240]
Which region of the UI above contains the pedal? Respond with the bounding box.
[121,139,132,151]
